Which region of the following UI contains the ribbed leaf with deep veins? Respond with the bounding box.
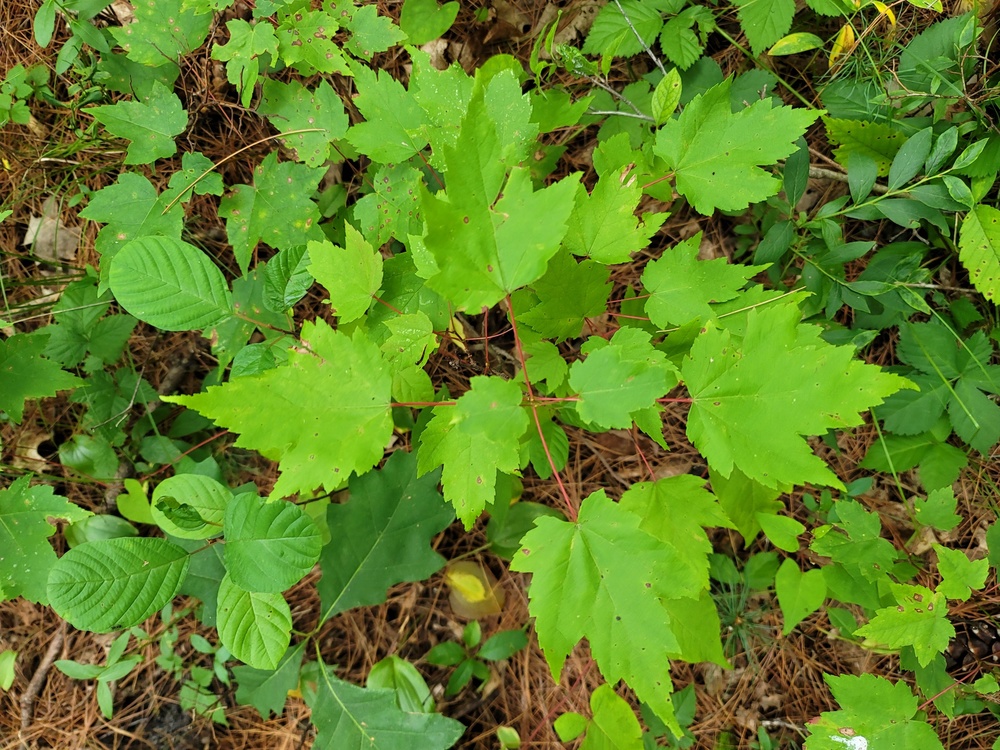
[217,573,291,671]
[162,320,393,499]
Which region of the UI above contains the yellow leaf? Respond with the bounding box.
[829,24,856,69]
[872,1,896,25]
[444,561,505,618]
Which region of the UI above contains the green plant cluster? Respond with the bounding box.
[4,0,1000,746]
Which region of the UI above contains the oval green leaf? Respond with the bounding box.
[217,574,291,670]
[47,537,190,632]
[768,33,824,56]
[109,236,233,331]
[223,493,322,593]
[151,474,232,539]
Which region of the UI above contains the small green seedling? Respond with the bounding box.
[426,622,527,696]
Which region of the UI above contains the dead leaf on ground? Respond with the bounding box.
[23,196,80,265]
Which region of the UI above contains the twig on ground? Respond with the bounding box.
[19,620,67,750]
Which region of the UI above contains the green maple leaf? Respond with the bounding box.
[934,544,988,601]
[167,151,223,198]
[232,642,305,719]
[258,78,348,168]
[276,9,351,77]
[564,133,667,264]
[518,251,611,341]
[89,82,187,165]
[0,477,90,603]
[825,118,905,177]
[417,377,528,528]
[0,334,83,423]
[569,327,679,430]
[109,0,212,66]
[308,659,464,749]
[510,490,685,734]
[353,163,423,248]
[162,320,393,499]
[219,151,324,274]
[806,674,944,750]
[641,233,767,328]
[212,19,278,107]
[854,584,952,668]
[308,224,382,323]
[344,4,406,60]
[732,0,796,55]
[79,172,184,284]
[420,75,577,310]
[43,277,136,369]
[318,451,454,621]
[683,301,911,489]
[346,63,429,162]
[619,476,733,598]
[654,79,820,214]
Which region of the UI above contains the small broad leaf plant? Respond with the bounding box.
[5,0,984,744]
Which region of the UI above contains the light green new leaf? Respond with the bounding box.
[655,80,820,214]
[642,233,767,328]
[400,0,459,44]
[212,19,278,107]
[346,63,429,162]
[0,334,83,423]
[109,0,211,66]
[581,683,643,750]
[934,544,988,601]
[806,674,944,750]
[914,487,962,531]
[569,328,679,430]
[232,642,305,719]
[308,224,382,323]
[150,473,232,539]
[318,451,454,621]
[511,490,687,734]
[564,134,666,264]
[48,537,190,631]
[89,82,187,165]
[854,584,952,667]
[775,559,826,635]
[163,321,393,499]
[0,477,90,604]
[651,68,682,126]
[224,494,322,593]
[380,311,437,366]
[684,302,911,489]
[262,245,313,314]
[418,377,528,527]
[217,574,291,670]
[825,118,905,176]
[732,0,796,55]
[109,236,233,331]
[258,78,348,168]
[618,475,733,598]
[959,204,1000,304]
[309,659,464,749]
[219,151,324,274]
